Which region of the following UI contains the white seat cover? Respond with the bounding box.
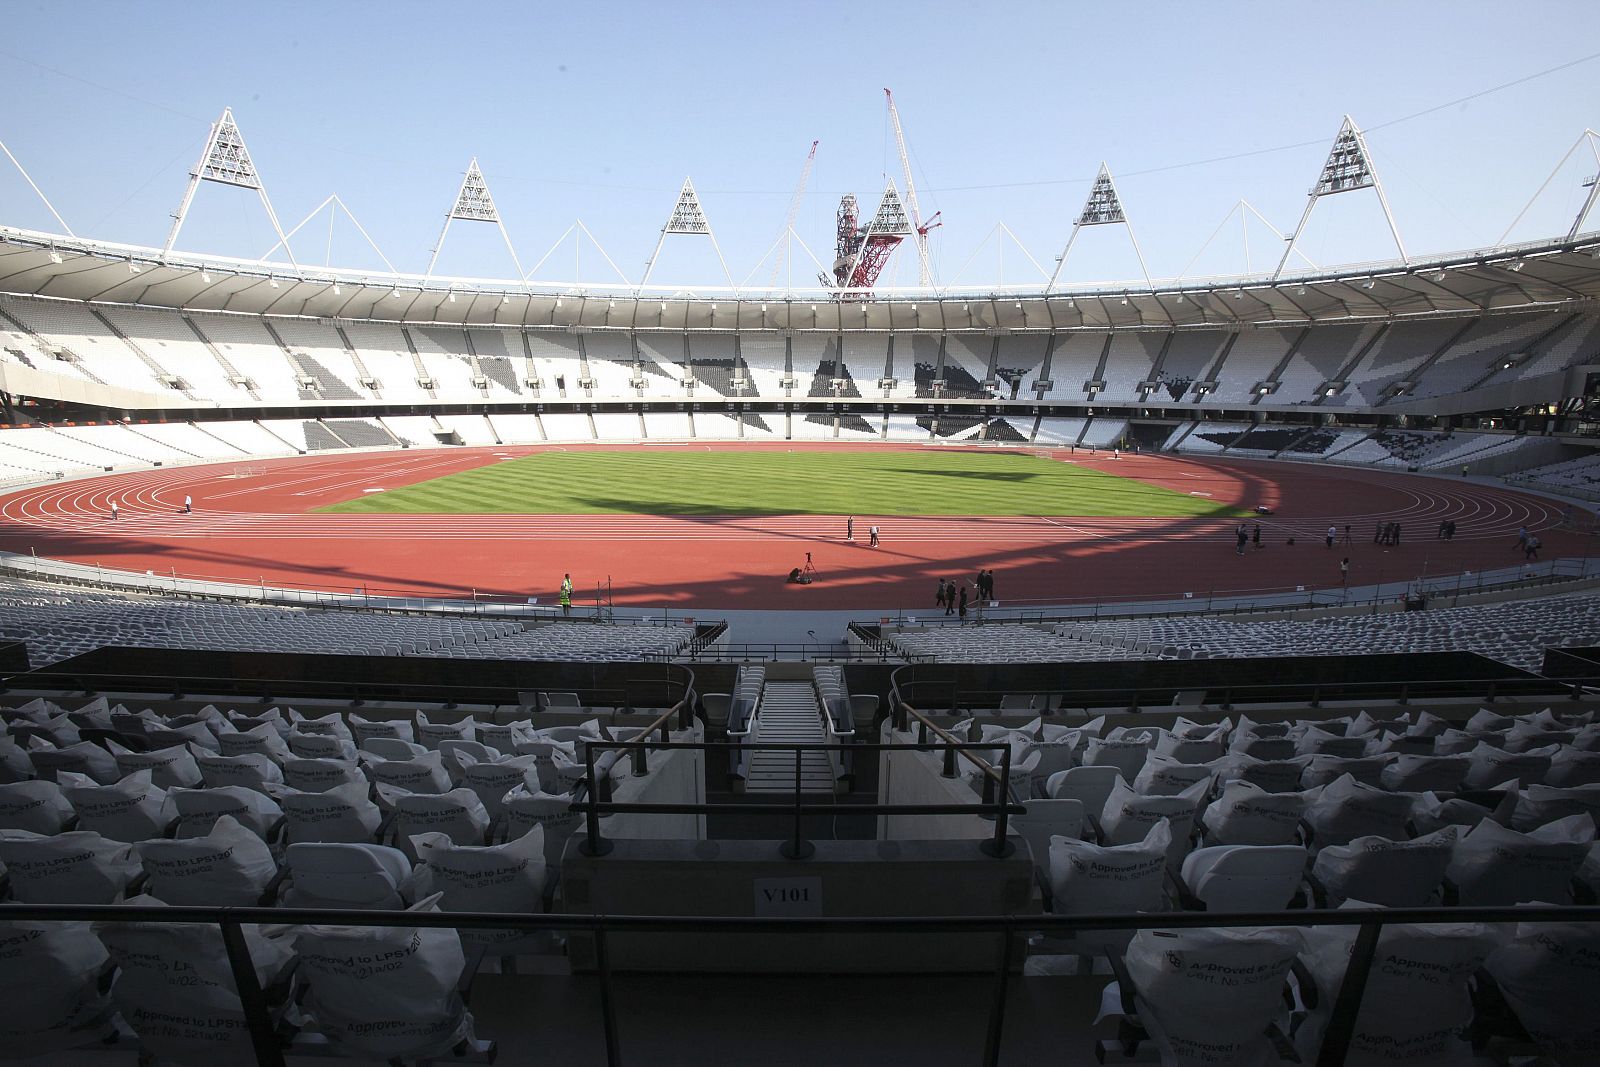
[1297,918,1494,1067]
[416,712,475,750]
[349,713,417,745]
[1379,753,1469,793]
[1487,919,1600,1061]
[1013,799,1085,873]
[1100,777,1208,868]
[0,829,139,903]
[194,749,284,792]
[57,769,171,842]
[1302,774,1415,848]
[293,893,472,1060]
[456,752,540,818]
[288,730,357,761]
[0,778,76,834]
[95,896,294,1065]
[382,786,490,859]
[108,740,203,788]
[368,750,452,794]
[1132,754,1214,797]
[501,787,581,869]
[283,756,367,793]
[1510,783,1600,831]
[26,739,120,784]
[1204,780,1306,846]
[1311,827,1457,908]
[169,785,283,839]
[0,920,114,1057]
[280,780,383,844]
[409,827,548,948]
[1122,926,1303,1066]
[1446,813,1595,905]
[136,814,278,906]
[216,722,291,761]
[1462,741,1558,789]
[287,710,353,740]
[1048,818,1171,914]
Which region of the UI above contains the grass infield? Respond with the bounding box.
[319,448,1243,518]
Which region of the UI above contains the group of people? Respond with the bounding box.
[1375,522,1404,546]
[934,569,996,621]
[1234,523,1263,554]
[844,517,879,547]
[1516,527,1542,560]
[1435,520,1459,540]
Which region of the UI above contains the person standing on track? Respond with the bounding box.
[936,580,948,613]
[559,573,573,617]
[846,516,854,542]
[1340,557,1350,586]
[183,495,192,514]
[110,500,119,521]
[1326,525,1336,550]
[869,525,879,547]
[957,585,968,624]
[1252,523,1262,551]
[1236,524,1248,556]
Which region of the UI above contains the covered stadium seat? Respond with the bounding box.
[135,814,281,906]
[280,780,383,844]
[1046,765,1122,819]
[0,828,140,903]
[0,778,76,834]
[1309,827,1457,908]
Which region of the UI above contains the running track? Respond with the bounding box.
[0,444,1587,611]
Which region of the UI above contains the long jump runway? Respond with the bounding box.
[0,444,1587,611]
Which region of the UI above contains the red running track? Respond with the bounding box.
[0,444,1588,611]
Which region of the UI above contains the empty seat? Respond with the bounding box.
[1176,844,1307,912]
[1046,765,1123,818]
[282,841,412,909]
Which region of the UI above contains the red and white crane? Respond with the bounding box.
[829,89,941,292]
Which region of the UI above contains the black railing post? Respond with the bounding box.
[219,917,286,1067]
[982,926,1016,1067]
[1315,918,1384,1067]
[942,743,959,778]
[1398,683,1409,705]
[918,720,929,747]
[781,746,814,859]
[594,922,622,1067]
[632,740,649,777]
[981,746,1015,858]
[1310,685,1321,709]
[1484,681,1496,704]
[579,745,613,857]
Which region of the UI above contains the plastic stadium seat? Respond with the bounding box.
[1176,844,1307,912]
[169,785,283,840]
[1013,798,1086,893]
[382,787,492,860]
[361,736,427,761]
[57,770,173,842]
[282,841,412,909]
[1046,765,1123,821]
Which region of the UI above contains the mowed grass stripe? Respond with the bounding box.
[318,450,1244,518]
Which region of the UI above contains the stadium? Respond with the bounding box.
[2,8,1600,1064]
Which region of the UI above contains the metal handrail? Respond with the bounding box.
[5,899,1595,1067]
[574,738,1019,860]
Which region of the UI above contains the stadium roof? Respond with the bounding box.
[2,222,1597,331]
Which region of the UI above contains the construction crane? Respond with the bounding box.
[768,140,818,290]
[885,88,938,287]
[827,90,942,293]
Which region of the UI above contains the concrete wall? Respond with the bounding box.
[561,836,1035,972]
[0,359,184,410]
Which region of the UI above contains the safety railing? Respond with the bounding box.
[574,738,1022,862]
[3,899,1593,1067]
[889,666,1595,718]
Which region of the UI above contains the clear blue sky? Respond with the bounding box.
[3,1,1597,290]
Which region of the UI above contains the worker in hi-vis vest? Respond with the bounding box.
[559,573,573,616]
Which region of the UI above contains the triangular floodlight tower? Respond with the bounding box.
[426,158,524,279]
[162,108,297,267]
[640,178,734,289]
[260,194,400,273]
[1273,116,1405,280]
[839,181,915,290]
[1497,129,1600,245]
[0,137,75,236]
[1046,163,1151,292]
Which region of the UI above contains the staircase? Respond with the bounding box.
[90,309,197,399]
[744,681,834,793]
[184,315,262,401]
